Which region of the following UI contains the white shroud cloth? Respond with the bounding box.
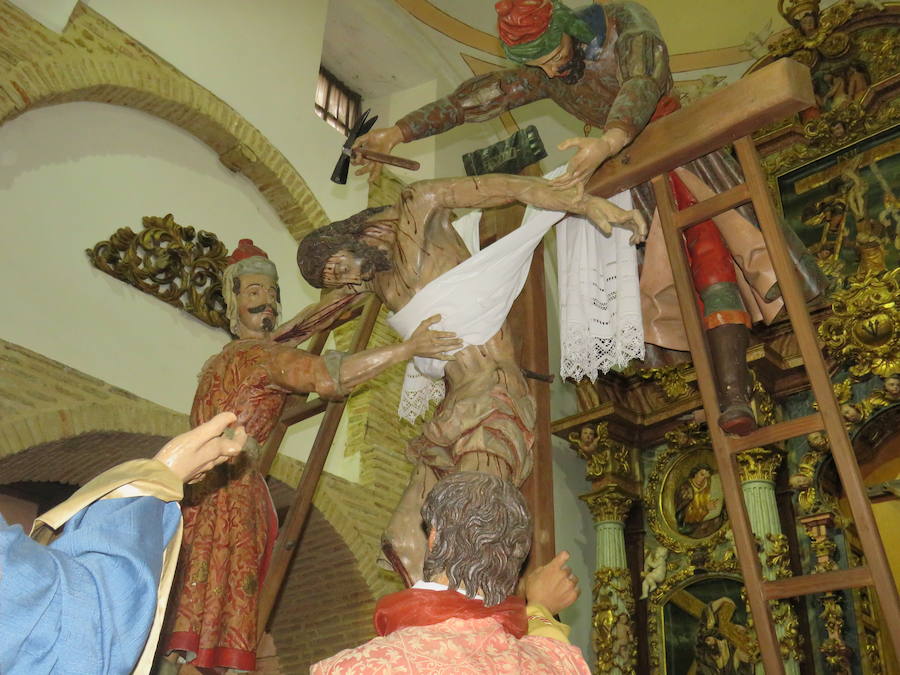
[557,190,644,382]
[388,168,644,422]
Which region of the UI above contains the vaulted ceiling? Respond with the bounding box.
[321,0,806,101]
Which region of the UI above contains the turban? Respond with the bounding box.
[496,0,594,64]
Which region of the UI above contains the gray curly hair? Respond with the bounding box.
[422,472,532,607]
[221,256,280,336]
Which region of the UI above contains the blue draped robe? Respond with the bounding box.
[0,496,180,674]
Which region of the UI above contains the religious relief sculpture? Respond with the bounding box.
[819,267,900,378]
[164,240,460,671]
[87,213,230,329]
[754,0,899,168]
[350,0,827,437]
[297,172,644,585]
[640,545,669,600]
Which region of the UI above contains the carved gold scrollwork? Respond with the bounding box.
[798,513,852,673]
[87,214,229,329]
[738,447,786,483]
[637,363,694,402]
[592,567,636,674]
[819,268,900,377]
[581,484,635,523]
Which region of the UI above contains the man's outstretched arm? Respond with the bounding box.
[406,174,647,243]
[265,315,461,398]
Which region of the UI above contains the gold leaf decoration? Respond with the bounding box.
[87,214,229,329]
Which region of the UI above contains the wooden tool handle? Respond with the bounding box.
[358,149,420,171]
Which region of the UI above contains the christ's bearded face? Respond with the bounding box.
[235,273,279,337]
[322,246,384,288]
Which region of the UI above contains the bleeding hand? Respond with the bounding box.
[406,314,463,360]
[154,412,247,484]
[351,126,404,183]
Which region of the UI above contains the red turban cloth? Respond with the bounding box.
[495,0,552,46]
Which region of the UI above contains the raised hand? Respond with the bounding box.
[351,125,404,183]
[523,550,581,616]
[405,314,463,360]
[154,412,247,484]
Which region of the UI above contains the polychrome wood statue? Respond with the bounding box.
[298,172,644,584]
[164,240,459,672]
[352,0,827,435]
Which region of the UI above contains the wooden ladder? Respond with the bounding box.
[650,136,900,673]
[255,297,383,639]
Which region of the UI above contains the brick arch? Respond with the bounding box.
[0,429,178,487]
[0,338,190,466]
[268,481,378,669]
[0,2,327,241]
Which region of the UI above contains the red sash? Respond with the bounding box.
[374,589,527,639]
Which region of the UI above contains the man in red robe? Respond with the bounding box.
[165,239,460,671]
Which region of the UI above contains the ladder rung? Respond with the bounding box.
[281,398,329,425]
[764,566,874,600]
[727,412,824,454]
[674,183,751,231]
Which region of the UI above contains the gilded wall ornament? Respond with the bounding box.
[819,268,900,377]
[637,364,694,402]
[592,567,637,674]
[87,214,229,329]
[567,422,637,482]
[737,447,786,483]
[798,512,852,672]
[791,431,839,514]
[581,484,635,523]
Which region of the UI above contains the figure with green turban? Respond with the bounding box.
[349,0,827,436]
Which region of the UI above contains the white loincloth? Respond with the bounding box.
[388,168,644,422]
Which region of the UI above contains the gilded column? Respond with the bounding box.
[581,484,637,675]
[569,422,639,674]
[737,447,803,673]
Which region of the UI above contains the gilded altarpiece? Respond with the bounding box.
[554,1,900,672]
[752,2,900,672]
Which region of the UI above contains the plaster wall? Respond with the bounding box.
[0,0,382,482]
[0,101,359,478]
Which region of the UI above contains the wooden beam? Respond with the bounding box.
[257,298,382,639]
[586,59,814,198]
[726,412,824,454]
[481,162,556,570]
[764,567,873,600]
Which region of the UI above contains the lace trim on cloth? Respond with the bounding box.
[557,190,645,382]
[397,361,446,423]
[394,171,644,422]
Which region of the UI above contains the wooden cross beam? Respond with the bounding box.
[585,58,814,198]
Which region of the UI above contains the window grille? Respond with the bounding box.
[314,67,361,136]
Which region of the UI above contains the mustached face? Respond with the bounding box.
[526,33,586,84]
[235,273,279,337]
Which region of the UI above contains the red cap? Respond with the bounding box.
[227,238,269,265]
[495,0,552,46]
